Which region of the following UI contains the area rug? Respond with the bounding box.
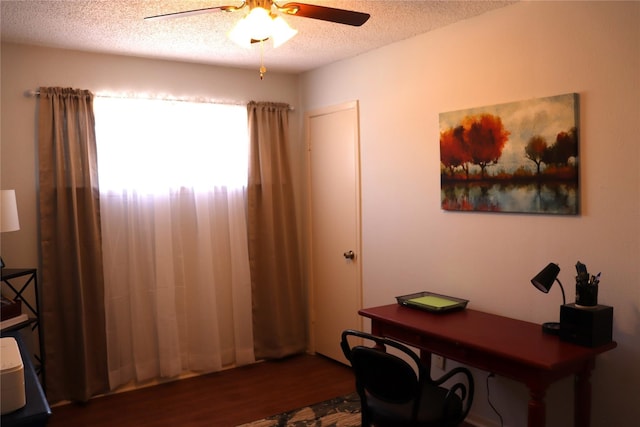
[236,392,361,427]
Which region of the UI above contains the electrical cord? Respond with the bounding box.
[486,373,504,427]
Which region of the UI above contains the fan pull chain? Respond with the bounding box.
[259,40,267,80]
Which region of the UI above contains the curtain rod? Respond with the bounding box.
[25,90,294,110]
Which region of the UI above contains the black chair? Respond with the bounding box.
[340,329,474,427]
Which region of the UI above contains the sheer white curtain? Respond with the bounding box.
[94,97,255,389]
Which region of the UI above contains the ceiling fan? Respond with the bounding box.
[145,1,371,78]
[144,0,370,27]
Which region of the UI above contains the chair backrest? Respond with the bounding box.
[351,345,420,404]
[341,329,474,427]
[341,329,428,425]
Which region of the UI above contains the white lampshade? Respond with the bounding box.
[1,189,20,232]
[228,14,253,47]
[228,7,297,48]
[245,7,272,41]
[271,16,298,48]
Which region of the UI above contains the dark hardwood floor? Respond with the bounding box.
[47,353,475,426]
[47,354,355,427]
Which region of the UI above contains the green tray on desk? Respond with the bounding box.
[396,291,468,313]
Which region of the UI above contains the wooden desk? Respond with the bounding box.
[359,304,616,427]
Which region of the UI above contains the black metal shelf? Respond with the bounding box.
[1,268,45,390]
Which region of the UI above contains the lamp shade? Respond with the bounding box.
[245,6,272,41]
[228,7,297,48]
[271,16,298,47]
[531,262,560,293]
[1,190,20,232]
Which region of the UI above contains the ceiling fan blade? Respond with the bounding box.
[144,5,239,21]
[280,2,370,27]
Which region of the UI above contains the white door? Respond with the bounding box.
[307,101,362,364]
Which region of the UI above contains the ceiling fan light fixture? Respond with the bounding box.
[145,0,368,79]
[228,6,296,48]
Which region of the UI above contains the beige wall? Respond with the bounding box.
[299,1,639,426]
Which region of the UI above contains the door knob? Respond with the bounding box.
[343,250,355,260]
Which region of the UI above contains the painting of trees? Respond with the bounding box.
[439,93,579,214]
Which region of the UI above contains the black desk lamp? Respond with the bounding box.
[531,262,566,335]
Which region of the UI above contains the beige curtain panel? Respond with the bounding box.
[38,87,109,403]
[247,101,306,359]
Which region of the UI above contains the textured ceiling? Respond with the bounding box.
[1,1,516,74]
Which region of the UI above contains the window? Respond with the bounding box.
[94,97,248,193]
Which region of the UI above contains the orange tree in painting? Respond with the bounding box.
[440,114,510,180]
[440,126,471,179]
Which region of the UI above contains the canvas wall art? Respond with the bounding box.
[439,93,579,214]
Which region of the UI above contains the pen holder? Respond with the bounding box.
[575,281,598,307]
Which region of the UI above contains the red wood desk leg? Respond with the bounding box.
[420,351,432,375]
[528,384,547,427]
[574,363,594,427]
